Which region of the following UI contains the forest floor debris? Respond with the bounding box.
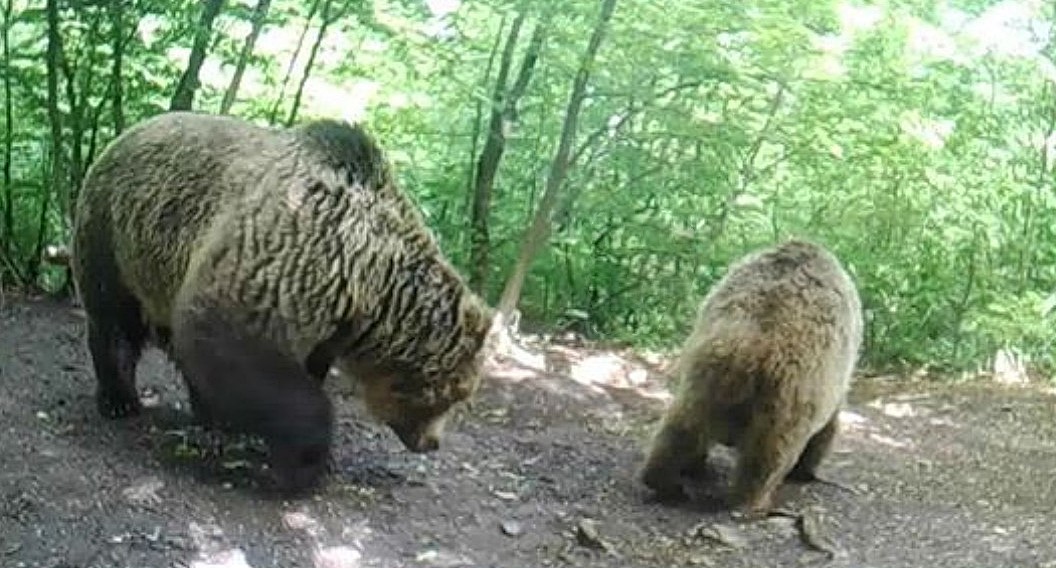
[2,296,1056,567]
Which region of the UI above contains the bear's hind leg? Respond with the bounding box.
[640,411,708,502]
[787,411,839,482]
[79,280,148,419]
[87,318,146,418]
[731,406,812,518]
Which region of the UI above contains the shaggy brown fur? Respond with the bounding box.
[71,111,492,492]
[639,239,863,516]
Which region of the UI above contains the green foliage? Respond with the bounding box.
[2,0,1056,377]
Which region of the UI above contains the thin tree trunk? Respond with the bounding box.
[220,0,271,114]
[286,0,333,127]
[170,0,226,111]
[86,84,110,165]
[496,0,617,319]
[59,17,97,207]
[468,14,545,292]
[38,0,65,285]
[109,0,125,133]
[466,13,525,291]
[463,15,507,241]
[267,0,320,125]
[1,0,13,257]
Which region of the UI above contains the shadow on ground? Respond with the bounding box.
[1,297,1055,568]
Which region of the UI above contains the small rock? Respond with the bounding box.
[500,520,523,537]
[313,546,362,568]
[696,523,747,549]
[798,508,841,559]
[282,510,322,536]
[574,519,616,555]
[414,549,474,567]
[492,490,518,501]
[122,477,165,507]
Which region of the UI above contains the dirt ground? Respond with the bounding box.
[2,296,1056,568]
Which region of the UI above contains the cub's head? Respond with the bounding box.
[339,294,493,453]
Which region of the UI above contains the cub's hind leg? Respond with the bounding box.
[787,411,839,482]
[640,406,712,501]
[730,402,814,517]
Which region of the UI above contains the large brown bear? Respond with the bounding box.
[71,111,493,493]
[639,239,863,516]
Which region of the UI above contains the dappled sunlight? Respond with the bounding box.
[190,548,255,568]
[485,330,674,408]
[960,0,1050,58]
[899,110,955,150]
[186,521,254,568]
[988,347,1032,385]
[839,408,917,451]
[185,508,372,568]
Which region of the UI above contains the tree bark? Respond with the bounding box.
[462,15,506,249]
[267,0,320,125]
[38,0,66,284]
[495,0,617,319]
[220,0,271,114]
[1,0,13,257]
[286,0,334,127]
[109,0,125,133]
[170,0,226,111]
[468,12,543,292]
[59,15,98,208]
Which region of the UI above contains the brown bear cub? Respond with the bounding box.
[71,111,493,494]
[639,238,863,516]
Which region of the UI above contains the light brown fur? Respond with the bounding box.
[639,239,863,516]
[71,111,492,463]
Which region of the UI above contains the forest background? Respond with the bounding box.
[1,0,1054,378]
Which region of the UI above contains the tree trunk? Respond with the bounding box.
[220,0,271,114]
[495,0,617,320]
[86,76,112,166]
[468,16,545,293]
[466,13,525,292]
[286,0,334,127]
[38,0,66,285]
[109,0,125,134]
[59,17,96,210]
[1,0,13,257]
[462,15,506,251]
[267,0,320,125]
[170,0,226,111]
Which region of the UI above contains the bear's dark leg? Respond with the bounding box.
[172,303,333,495]
[86,317,146,418]
[787,411,839,482]
[75,228,148,419]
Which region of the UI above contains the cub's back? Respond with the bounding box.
[689,240,861,398]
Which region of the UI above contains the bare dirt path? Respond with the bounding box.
[2,297,1055,568]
